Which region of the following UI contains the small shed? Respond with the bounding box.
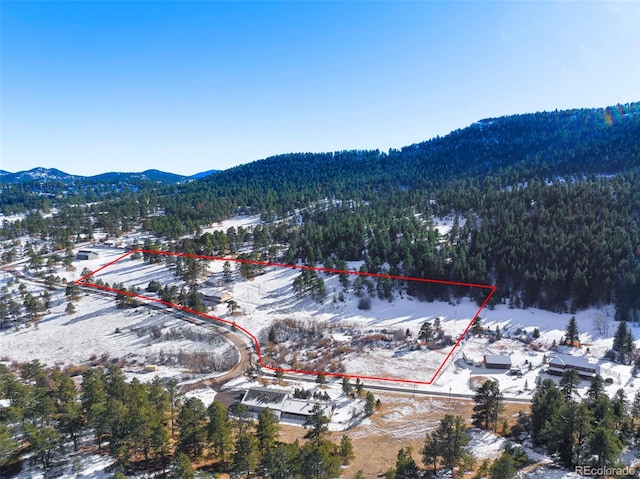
[483,354,512,370]
[76,250,99,261]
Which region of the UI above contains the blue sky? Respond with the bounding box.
[2,1,639,177]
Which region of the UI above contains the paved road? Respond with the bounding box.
[266,371,533,404]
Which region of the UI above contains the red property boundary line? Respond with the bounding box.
[75,249,496,386]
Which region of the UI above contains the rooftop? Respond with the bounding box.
[484,354,512,365]
[241,387,288,408]
[281,398,332,417]
[548,354,597,371]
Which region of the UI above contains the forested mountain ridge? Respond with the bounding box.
[148,103,640,318]
[158,103,640,222]
[2,103,640,319]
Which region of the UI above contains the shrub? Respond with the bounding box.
[357,297,371,310]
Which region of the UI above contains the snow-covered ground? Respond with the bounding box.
[2,242,635,402]
[0,247,236,396]
[201,214,262,234]
[3,233,640,478]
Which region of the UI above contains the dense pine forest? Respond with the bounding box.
[2,360,638,478]
[2,103,640,319]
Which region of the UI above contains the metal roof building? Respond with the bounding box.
[483,354,512,369]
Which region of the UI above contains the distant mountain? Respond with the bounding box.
[189,169,220,179]
[0,167,220,186]
[0,167,78,184]
[90,169,187,184]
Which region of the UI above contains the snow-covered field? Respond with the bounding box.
[2,240,635,402]
[0,247,237,398]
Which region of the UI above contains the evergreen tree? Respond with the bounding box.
[530,379,566,447]
[419,321,434,342]
[559,369,581,401]
[260,441,300,479]
[364,391,376,416]
[564,316,579,345]
[80,368,108,450]
[395,446,420,479]
[342,376,352,395]
[472,317,482,336]
[558,402,593,468]
[207,401,232,463]
[433,414,471,472]
[165,379,183,439]
[230,402,252,435]
[339,434,355,465]
[421,431,440,474]
[298,439,341,479]
[171,452,195,479]
[232,431,259,476]
[0,423,17,476]
[589,424,623,467]
[613,320,634,363]
[471,380,504,431]
[304,404,330,444]
[256,407,280,455]
[355,378,364,396]
[24,423,62,471]
[613,320,629,352]
[222,260,232,281]
[176,397,208,458]
[489,451,518,479]
[611,388,631,433]
[631,389,640,424]
[586,374,605,406]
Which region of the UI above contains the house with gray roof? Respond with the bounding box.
[547,354,599,378]
[483,354,512,369]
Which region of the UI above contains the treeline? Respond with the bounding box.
[0,361,355,479]
[156,103,640,229]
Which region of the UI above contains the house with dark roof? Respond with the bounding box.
[240,387,288,416]
[483,354,512,369]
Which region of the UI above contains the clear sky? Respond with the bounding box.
[1,1,639,177]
